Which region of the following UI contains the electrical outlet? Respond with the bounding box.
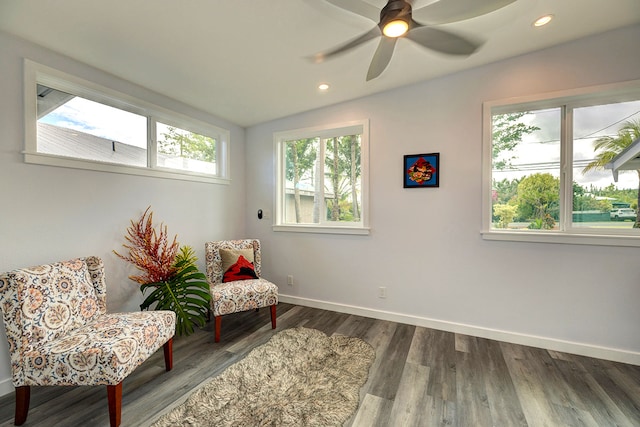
[378,286,387,298]
[287,275,294,286]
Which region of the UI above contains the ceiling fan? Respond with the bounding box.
[313,0,516,81]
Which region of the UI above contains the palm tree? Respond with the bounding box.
[582,119,640,227]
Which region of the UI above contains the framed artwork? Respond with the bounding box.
[403,152,439,188]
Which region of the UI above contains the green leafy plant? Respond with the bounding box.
[114,207,211,336]
[527,214,555,230]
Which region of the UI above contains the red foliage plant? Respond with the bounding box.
[114,207,180,285]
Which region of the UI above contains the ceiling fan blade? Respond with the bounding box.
[405,24,481,56]
[413,0,516,25]
[366,37,397,81]
[324,0,380,22]
[312,27,381,63]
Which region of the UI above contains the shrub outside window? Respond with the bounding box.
[274,120,370,235]
[483,80,640,246]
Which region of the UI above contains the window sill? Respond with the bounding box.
[481,229,640,247]
[24,152,230,185]
[273,224,370,235]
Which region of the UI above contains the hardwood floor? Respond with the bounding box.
[0,303,638,426]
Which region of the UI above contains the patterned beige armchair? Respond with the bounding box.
[205,239,278,342]
[0,256,176,427]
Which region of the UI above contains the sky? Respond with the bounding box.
[493,100,640,191]
[39,96,148,148]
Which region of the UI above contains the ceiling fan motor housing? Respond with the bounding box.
[379,0,412,31]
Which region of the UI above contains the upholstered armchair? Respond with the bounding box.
[204,239,278,342]
[0,256,176,427]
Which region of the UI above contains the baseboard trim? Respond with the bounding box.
[0,378,13,398]
[279,294,640,366]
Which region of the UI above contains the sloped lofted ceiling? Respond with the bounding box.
[0,0,639,127]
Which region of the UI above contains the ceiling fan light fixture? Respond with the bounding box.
[382,19,409,37]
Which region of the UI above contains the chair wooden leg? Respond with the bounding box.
[14,386,29,426]
[214,315,221,342]
[163,338,173,371]
[270,304,277,329]
[107,382,122,427]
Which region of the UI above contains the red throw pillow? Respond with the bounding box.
[223,255,258,282]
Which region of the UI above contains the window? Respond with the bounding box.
[37,85,148,167]
[156,122,217,175]
[274,120,369,235]
[483,80,640,246]
[25,60,229,184]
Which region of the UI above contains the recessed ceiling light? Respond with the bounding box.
[318,83,330,91]
[533,14,553,27]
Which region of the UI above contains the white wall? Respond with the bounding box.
[0,31,247,395]
[245,25,640,364]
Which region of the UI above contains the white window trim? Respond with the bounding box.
[273,120,370,235]
[24,59,230,184]
[482,79,640,247]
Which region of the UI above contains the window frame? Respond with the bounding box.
[482,79,640,247]
[24,59,230,184]
[274,120,370,235]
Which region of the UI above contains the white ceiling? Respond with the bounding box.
[1,0,639,127]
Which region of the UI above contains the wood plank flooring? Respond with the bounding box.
[0,303,638,426]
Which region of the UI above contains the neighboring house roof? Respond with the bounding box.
[605,136,640,181]
[38,122,146,166]
[37,122,217,174]
[284,188,336,199]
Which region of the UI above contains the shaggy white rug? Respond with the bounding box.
[152,327,376,426]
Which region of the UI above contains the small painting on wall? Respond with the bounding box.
[403,153,439,188]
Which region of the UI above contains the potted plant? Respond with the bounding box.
[114,207,210,336]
